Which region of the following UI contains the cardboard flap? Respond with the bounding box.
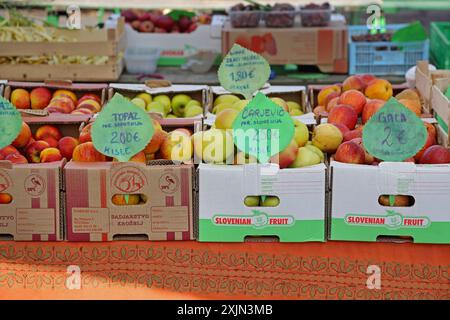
[377,162,416,195]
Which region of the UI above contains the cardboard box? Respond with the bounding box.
[3,81,108,118]
[124,16,224,66]
[222,21,347,73]
[415,61,450,113]
[65,161,195,241]
[431,78,450,147]
[198,163,326,242]
[108,83,208,128]
[0,160,65,241]
[329,124,450,244]
[0,19,125,81]
[205,85,315,126]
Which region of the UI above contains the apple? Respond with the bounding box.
[244,196,260,207]
[155,15,175,32]
[304,144,324,161]
[328,104,358,130]
[270,97,289,112]
[289,147,321,168]
[335,140,366,164]
[270,139,298,169]
[261,196,279,207]
[420,145,450,164]
[171,94,192,117]
[213,94,240,107]
[153,95,171,114]
[146,101,166,116]
[293,120,309,147]
[215,109,239,130]
[131,97,147,110]
[312,123,343,153]
[362,99,385,124]
[193,129,234,164]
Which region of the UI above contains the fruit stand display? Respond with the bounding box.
[0,15,125,81]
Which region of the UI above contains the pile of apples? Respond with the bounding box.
[0,123,79,164]
[211,94,304,116]
[311,74,450,165]
[10,87,102,115]
[129,92,203,118]
[122,9,211,34]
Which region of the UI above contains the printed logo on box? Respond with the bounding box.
[159,172,179,194]
[345,210,431,230]
[213,210,294,228]
[24,174,46,197]
[112,166,146,193]
[0,170,12,192]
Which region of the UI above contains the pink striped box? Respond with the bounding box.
[65,161,194,241]
[0,159,65,241]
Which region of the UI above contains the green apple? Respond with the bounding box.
[287,101,301,111]
[154,95,171,114]
[146,101,166,116]
[193,129,234,164]
[290,109,304,116]
[232,99,249,111]
[244,196,260,207]
[305,145,324,161]
[261,196,280,207]
[185,105,203,118]
[289,147,321,168]
[136,92,152,106]
[186,99,201,108]
[172,94,192,117]
[166,114,178,118]
[293,120,309,147]
[212,103,234,114]
[213,94,240,107]
[131,97,146,110]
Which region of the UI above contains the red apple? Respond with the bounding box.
[155,15,174,32]
[335,140,366,164]
[328,104,358,130]
[139,20,154,33]
[420,145,450,164]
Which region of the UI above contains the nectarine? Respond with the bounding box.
[30,87,52,110]
[12,122,31,149]
[362,99,385,124]
[328,105,358,130]
[40,148,63,163]
[72,142,106,162]
[335,140,365,164]
[25,140,50,163]
[365,79,393,101]
[11,89,30,109]
[420,145,450,164]
[58,136,79,160]
[338,89,366,115]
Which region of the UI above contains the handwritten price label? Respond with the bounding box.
[0,96,22,150]
[92,93,154,162]
[218,44,270,99]
[363,98,427,161]
[233,93,294,163]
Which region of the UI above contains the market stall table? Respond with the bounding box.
[0,241,448,300]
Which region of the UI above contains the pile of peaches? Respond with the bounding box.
[311,74,450,165]
[10,87,102,115]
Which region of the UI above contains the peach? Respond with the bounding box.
[323,92,340,108]
[0,145,19,160]
[420,145,450,164]
[10,88,30,109]
[144,129,168,155]
[42,137,58,148]
[330,122,350,136]
[313,105,327,116]
[395,89,421,103]
[53,89,77,105]
[5,153,28,164]
[46,96,75,114]
[35,125,63,141]
[425,122,437,141]
[270,138,298,169]
[351,137,374,164]
[335,140,366,164]
[0,193,12,204]
[362,99,385,124]
[317,85,341,107]
[326,96,340,112]
[40,148,63,163]
[159,131,193,161]
[365,79,393,101]
[112,194,140,206]
[76,99,102,113]
[342,75,364,92]
[328,105,358,130]
[344,126,363,142]
[78,93,101,105]
[30,87,52,110]
[215,109,239,130]
[355,74,377,88]
[12,122,32,149]
[114,151,146,163]
[25,140,50,163]
[72,142,106,162]
[79,123,93,143]
[414,131,436,161]
[58,136,79,160]
[398,99,421,116]
[338,89,366,115]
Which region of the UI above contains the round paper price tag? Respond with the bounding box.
[0,96,23,150]
[92,93,154,162]
[362,98,427,161]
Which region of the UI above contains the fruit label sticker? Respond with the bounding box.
[233,92,294,163]
[363,98,427,161]
[92,93,154,162]
[218,44,270,99]
[0,96,23,150]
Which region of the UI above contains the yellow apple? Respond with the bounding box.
[244,196,260,207]
[214,108,239,130]
[289,147,321,168]
[293,120,309,147]
[261,196,280,207]
[136,92,152,106]
[287,101,301,111]
[131,97,146,110]
[193,129,234,164]
[213,94,240,107]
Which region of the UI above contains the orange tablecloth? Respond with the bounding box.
[0,241,449,300]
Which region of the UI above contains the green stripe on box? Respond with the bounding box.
[436,114,449,133]
[330,218,450,243]
[198,219,325,242]
[157,57,187,66]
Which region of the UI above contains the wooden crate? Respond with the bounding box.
[0,19,125,82]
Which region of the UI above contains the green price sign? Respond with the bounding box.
[362,98,427,161]
[0,96,23,150]
[218,44,270,99]
[233,92,295,163]
[92,93,154,162]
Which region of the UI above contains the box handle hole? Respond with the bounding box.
[244,195,280,207]
[378,195,414,207]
